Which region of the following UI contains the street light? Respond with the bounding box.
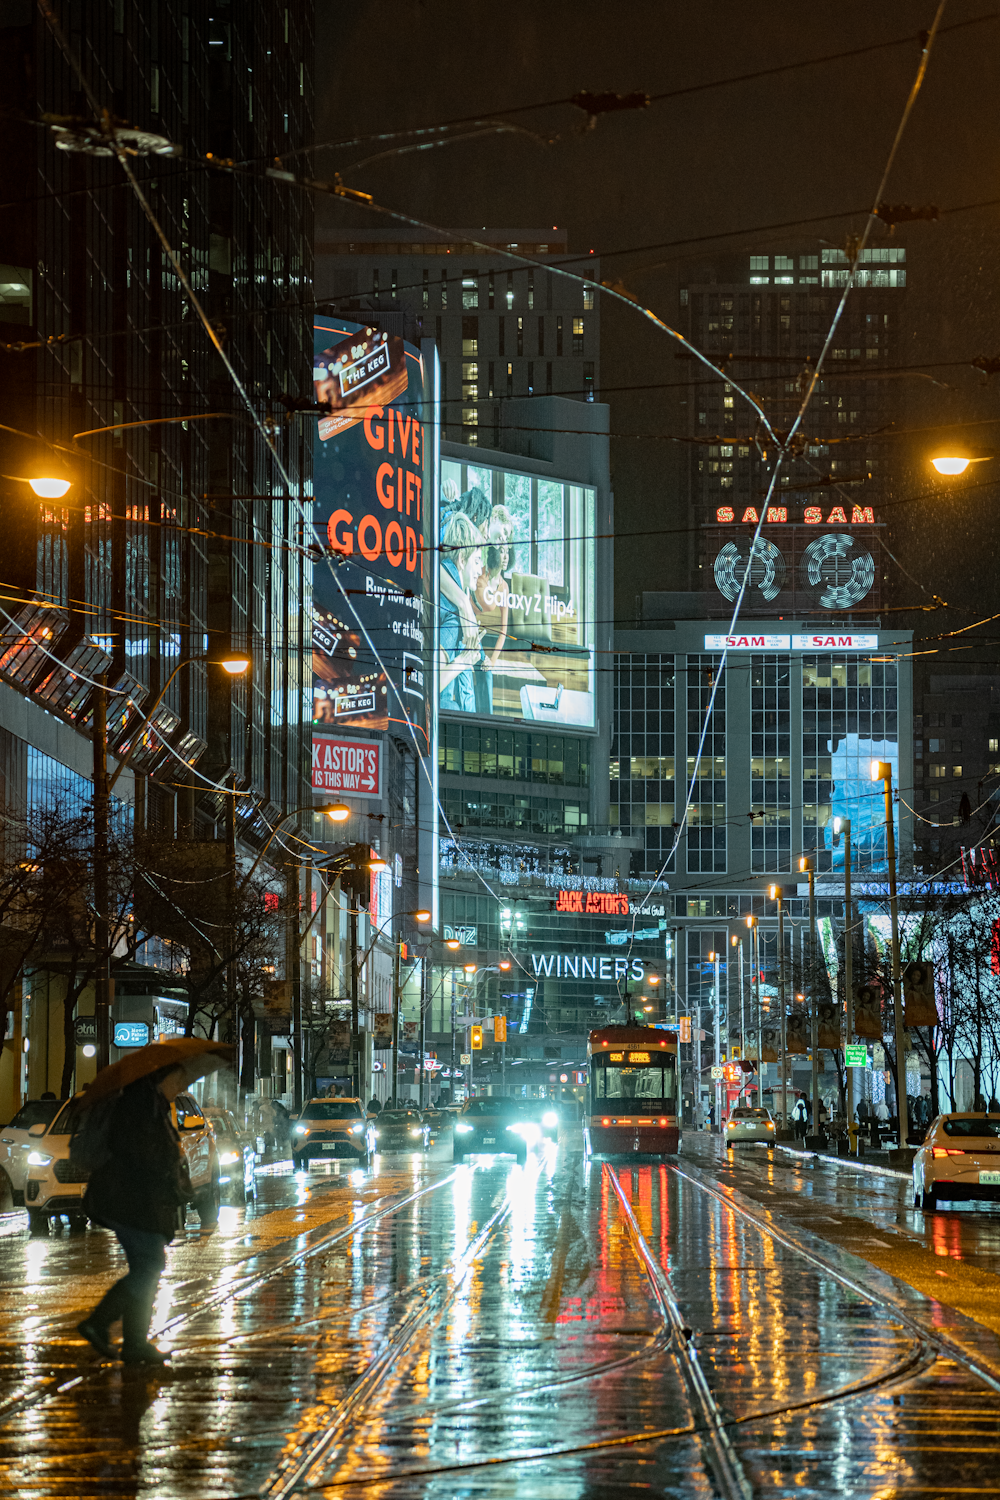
[871,758,908,1147]
[446,938,461,950]
[2,442,75,498]
[746,914,761,1097]
[731,932,745,1061]
[708,949,721,1127]
[929,444,993,476]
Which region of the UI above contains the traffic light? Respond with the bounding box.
[722,1062,742,1084]
[493,1015,507,1042]
[471,1024,483,1050]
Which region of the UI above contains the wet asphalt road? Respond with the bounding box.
[2,1130,1000,1497]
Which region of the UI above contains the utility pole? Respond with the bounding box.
[227,773,239,1105]
[92,673,112,1071]
[709,949,721,1128]
[771,885,788,1125]
[287,856,303,1113]
[391,940,400,1108]
[450,966,457,1101]
[872,760,908,1148]
[418,952,427,1108]
[732,932,744,1057]
[799,856,819,1137]
[834,817,854,1137]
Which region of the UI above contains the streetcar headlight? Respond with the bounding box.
[542,1111,558,1128]
[219,1151,239,1164]
[455,1122,473,1135]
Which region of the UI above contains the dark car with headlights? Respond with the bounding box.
[374,1108,429,1153]
[522,1099,561,1142]
[453,1098,536,1165]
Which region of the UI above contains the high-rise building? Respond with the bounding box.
[0,0,316,1113]
[315,229,600,445]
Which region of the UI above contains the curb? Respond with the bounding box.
[776,1143,910,1181]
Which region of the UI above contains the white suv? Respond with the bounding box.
[24,1091,222,1234]
[0,1098,62,1206]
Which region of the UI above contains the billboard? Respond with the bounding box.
[439,458,595,729]
[311,734,383,798]
[312,322,434,745]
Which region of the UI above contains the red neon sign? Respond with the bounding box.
[555,890,630,916]
[716,505,875,525]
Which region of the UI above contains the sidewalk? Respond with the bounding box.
[777,1141,911,1181]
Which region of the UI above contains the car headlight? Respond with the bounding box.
[219,1151,240,1164]
[505,1124,524,1136]
[27,1152,52,1166]
[350,1123,363,1134]
[409,1128,422,1137]
[542,1112,558,1128]
[455,1122,473,1134]
[294,1124,308,1135]
[373,1131,380,1139]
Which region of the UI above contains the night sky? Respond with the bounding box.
[315,1,1000,675]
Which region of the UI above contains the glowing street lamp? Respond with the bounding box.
[929,444,993,477]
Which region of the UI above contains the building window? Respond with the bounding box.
[422,268,429,309]
[750,655,791,873]
[527,361,533,393]
[750,255,768,270]
[391,268,397,296]
[506,271,514,310]
[462,271,478,310]
[462,316,478,355]
[516,317,523,356]
[556,315,563,356]
[435,315,442,347]
[686,654,726,873]
[373,268,379,301]
[499,317,505,356]
[488,271,495,309]
[584,280,594,311]
[527,272,534,310]
[583,362,594,400]
[441,269,448,309]
[989,738,998,752]
[537,316,544,355]
[546,361,552,394]
[506,362,513,397]
[953,765,963,778]
[462,361,478,398]
[487,361,495,398]
[572,316,584,356]
[930,764,946,778]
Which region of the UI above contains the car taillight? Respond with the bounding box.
[932,1147,965,1158]
[602,1117,610,1126]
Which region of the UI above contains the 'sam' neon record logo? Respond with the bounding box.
[716,505,875,525]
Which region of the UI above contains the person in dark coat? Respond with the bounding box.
[77,1066,190,1365]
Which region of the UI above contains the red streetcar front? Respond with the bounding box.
[585,1026,680,1157]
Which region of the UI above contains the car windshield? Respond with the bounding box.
[731,1108,769,1119]
[49,1099,87,1135]
[942,1117,1000,1138]
[6,1099,61,1130]
[382,1111,422,1122]
[301,1102,363,1121]
[463,1099,523,1117]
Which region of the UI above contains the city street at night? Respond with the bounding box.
[5,1129,1000,1498]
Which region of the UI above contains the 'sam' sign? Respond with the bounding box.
[311,734,383,799]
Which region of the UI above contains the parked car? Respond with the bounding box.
[375,1108,429,1153]
[725,1107,776,1151]
[912,1112,1000,1210]
[204,1106,257,1204]
[0,1098,62,1206]
[453,1098,538,1166]
[24,1090,221,1235]
[291,1098,376,1170]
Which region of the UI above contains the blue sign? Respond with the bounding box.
[113,1021,150,1049]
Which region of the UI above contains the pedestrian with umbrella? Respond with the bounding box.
[74,1037,233,1365]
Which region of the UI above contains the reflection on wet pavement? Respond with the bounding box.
[2,1134,1000,1497]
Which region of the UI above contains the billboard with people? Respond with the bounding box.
[311,321,435,746]
[439,457,596,730]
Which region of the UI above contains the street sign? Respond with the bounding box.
[459,1053,472,1066]
[845,1044,867,1068]
[679,1016,692,1043]
[471,1024,483,1050]
[73,1016,96,1043]
[113,1021,149,1049]
[493,1015,507,1043]
[873,1043,886,1069]
[710,1064,724,1080]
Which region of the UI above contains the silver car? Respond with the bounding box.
[725,1106,776,1151]
[912,1113,1000,1210]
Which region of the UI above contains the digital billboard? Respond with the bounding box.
[312,322,435,744]
[439,458,595,729]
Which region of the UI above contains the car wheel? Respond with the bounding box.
[921,1186,938,1211]
[194,1173,221,1227]
[27,1209,49,1236]
[66,1213,88,1234]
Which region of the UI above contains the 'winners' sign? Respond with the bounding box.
[311,735,382,799]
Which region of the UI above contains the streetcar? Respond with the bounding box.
[585,1026,680,1157]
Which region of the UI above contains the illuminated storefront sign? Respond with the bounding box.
[311,734,383,797]
[715,505,876,525]
[704,633,881,651]
[530,954,646,980]
[555,889,629,915]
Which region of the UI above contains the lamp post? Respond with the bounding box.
[798,855,820,1138]
[872,759,908,1148]
[833,816,854,1138]
[746,914,760,1102]
[708,949,721,1129]
[770,886,788,1125]
[731,933,744,1058]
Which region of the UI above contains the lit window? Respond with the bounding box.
[749,275,769,284]
[572,317,584,356]
[506,270,514,310]
[990,738,999,753]
[953,765,963,778]
[461,272,478,310]
[930,765,946,778]
[750,256,768,270]
[583,283,594,311]
[723,396,733,408]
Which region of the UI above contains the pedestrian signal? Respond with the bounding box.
[471,1024,483,1050]
[493,1015,507,1042]
[722,1063,742,1084]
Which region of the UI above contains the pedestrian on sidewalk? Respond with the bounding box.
[791,1096,809,1140]
[77,1065,192,1365]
